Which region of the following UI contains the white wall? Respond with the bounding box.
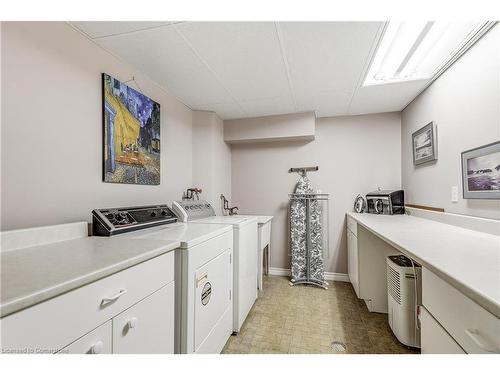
[230,112,401,273]
[192,111,231,214]
[401,25,500,219]
[1,22,194,230]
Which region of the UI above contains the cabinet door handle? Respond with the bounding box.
[101,289,127,305]
[465,328,497,353]
[89,341,103,354]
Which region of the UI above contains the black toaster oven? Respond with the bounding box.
[366,189,405,215]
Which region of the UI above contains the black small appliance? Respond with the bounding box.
[366,189,405,215]
[92,204,177,236]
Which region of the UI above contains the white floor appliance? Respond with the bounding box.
[94,205,234,354]
[387,255,422,348]
[173,200,258,333]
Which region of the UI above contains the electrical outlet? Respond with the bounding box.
[451,186,459,203]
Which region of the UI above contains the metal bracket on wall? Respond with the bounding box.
[289,166,318,177]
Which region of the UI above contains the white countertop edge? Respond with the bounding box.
[174,225,233,249]
[0,241,179,318]
[256,216,273,224]
[346,212,500,319]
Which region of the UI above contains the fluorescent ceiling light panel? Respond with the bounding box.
[364,21,490,86]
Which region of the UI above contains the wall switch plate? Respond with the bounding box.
[451,186,459,202]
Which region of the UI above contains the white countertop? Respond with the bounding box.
[237,214,273,224]
[191,215,258,228]
[255,216,273,225]
[347,212,500,318]
[119,222,233,248]
[0,237,179,318]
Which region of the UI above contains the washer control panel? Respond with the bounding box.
[172,200,216,222]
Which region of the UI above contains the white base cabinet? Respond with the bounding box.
[347,216,399,313]
[421,267,500,354]
[346,222,359,296]
[1,252,175,354]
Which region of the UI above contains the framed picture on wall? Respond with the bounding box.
[102,73,161,185]
[412,121,437,165]
[461,141,500,199]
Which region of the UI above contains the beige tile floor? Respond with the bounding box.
[222,276,420,354]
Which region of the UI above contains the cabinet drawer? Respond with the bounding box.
[420,307,465,354]
[1,251,174,352]
[347,216,358,237]
[58,321,112,354]
[113,282,175,354]
[422,268,500,354]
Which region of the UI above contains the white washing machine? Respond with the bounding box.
[172,200,258,333]
[95,205,234,354]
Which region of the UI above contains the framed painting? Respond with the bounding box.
[102,73,160,185]
[461,141,500,199]
[412,121,437,166]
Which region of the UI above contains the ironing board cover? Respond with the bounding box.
[290,176,325,283]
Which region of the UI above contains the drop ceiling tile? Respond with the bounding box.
[165,69,235,106]
[176,22,293,102]
[72,21,173,39]
[75,21,438,119]
[295,89,352,117]
[279,22,382,94]
[238,96,295,118]
[349,79,431,115]
[96,27,232,106]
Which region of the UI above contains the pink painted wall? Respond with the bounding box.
[230,112,402,274]
[192,111,232,213]
[1,22,194,229]
[402,25,500,220]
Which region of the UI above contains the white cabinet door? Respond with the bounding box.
[347,229,359,297]
[58,321,112,354]
[420,307,465,354]
[112,282,175,354]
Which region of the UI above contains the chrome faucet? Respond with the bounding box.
[220,194,238,216]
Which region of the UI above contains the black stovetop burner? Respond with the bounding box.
[92,204,177,236]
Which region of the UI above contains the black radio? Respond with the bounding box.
[366,190,405,215]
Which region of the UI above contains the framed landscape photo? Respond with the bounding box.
[412,122,437,165]
[461,141,500,199]
[102,73,160,185]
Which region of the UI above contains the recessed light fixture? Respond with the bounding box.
[363,21,496,86]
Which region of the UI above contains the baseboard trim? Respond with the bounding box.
[268,267,350,282]
[268,267,291,277]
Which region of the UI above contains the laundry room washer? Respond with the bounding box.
[92,204,234,354]
[172,200,258,333]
